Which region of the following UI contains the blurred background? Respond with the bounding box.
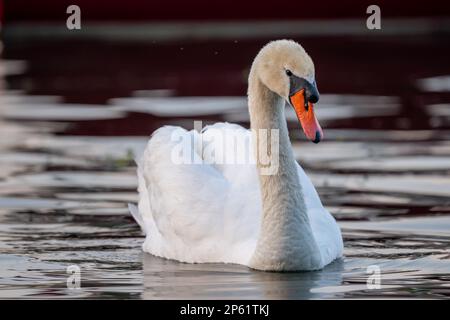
[1,0,450,299]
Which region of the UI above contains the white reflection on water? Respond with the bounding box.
[110,96,246,116]
[1,103,125,121]
[342,216,450,237]
[418,75,450,92]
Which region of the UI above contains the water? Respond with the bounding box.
[1,36,450,299]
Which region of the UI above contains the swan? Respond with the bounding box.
[129,40,343,271]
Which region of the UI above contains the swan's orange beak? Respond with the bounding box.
[289,89,323,144]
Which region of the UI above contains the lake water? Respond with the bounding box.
[1,36,450,299]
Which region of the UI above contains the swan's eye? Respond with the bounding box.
[285,69,293,77]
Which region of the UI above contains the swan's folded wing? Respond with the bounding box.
[200,122,256,180]
[139,126,232,261]
[200,123,261,261]
[297,164,344,264]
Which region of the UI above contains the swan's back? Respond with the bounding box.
[134,123,342,266]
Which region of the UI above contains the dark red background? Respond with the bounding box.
[4,0,450,23]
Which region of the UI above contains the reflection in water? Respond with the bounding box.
[0,36,450,299]
[142,255,344,299]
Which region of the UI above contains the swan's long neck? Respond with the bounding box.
[247,69,322,271]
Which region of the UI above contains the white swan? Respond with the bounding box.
[130,40,343,271]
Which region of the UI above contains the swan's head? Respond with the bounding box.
[253,39,322,143]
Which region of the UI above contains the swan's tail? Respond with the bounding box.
[128,203,147,234]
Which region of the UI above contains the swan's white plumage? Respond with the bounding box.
[134,123,343,268]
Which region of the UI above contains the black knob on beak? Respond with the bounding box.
[306,91,319,103]
[289,76,320,104]
[305,84,319,103]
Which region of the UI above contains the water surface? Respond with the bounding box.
[1,36,450,299]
